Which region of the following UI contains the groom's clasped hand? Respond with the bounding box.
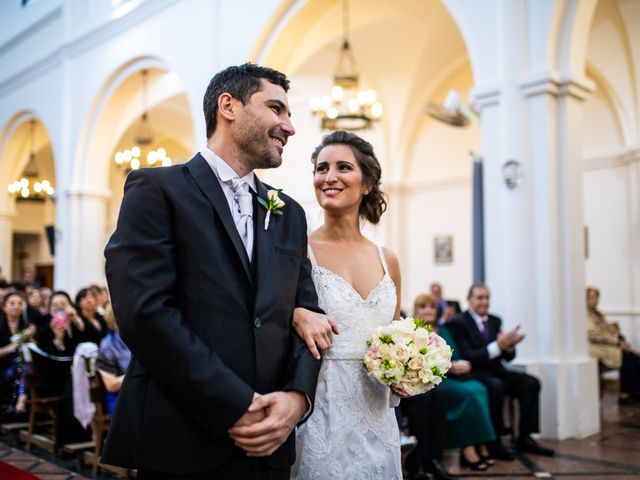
[228,391,308,457]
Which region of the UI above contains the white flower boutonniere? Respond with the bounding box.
[258,189,285,230]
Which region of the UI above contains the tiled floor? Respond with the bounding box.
[0,443,90,479]
[442,391,640,479]
[1,390,638,479]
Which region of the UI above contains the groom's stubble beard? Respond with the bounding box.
[234,110,286,172]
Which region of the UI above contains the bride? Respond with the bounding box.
[291,131,403,479]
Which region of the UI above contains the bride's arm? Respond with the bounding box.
[383,247,402,320]
[293,308,340,360]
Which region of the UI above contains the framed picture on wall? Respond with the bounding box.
[434,235,453,264]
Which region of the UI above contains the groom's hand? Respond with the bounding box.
[228,391,306,457]
[232,393,267,428]
[293,307,339,360]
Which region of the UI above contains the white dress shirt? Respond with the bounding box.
[200,147,256,256]
[468,308,502,360]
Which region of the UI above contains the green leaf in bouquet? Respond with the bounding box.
[380,335,394,345]
[419,348,428,355]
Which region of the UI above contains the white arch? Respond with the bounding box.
[0,112,55,211]
[73,55,175,194]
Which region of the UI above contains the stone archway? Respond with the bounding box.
[57,57,195,291]
[0,113,56,284]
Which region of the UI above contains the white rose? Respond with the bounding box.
[267,190,285,208]
[406,370,421,383]
[408,355,425,370]
[413,328,430,349]
[391,345,410,362]
[378,343,392,358]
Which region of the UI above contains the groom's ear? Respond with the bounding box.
[218,92,238,122]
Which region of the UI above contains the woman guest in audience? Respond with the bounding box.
[414,293,497,471]
[96,304,131,414]
[0,292,36,415]
[35,290,91,447]
[587,287,640,404]
[75,287,108,344]
[36,290,86,356]
[28,289,46,316]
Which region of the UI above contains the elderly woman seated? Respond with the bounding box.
[587,287,640,405]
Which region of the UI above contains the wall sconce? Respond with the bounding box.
[502,160,523,190]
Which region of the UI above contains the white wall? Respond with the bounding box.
[583,161,640,348]
[400,184,472,313]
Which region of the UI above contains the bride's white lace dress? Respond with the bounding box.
[292,245,402,480]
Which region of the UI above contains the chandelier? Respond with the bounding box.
[114,70,172,172]
[309,0,382,130]
[7,120,55,201]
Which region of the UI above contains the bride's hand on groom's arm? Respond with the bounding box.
[228,391,307,456]
[293,307,340,360]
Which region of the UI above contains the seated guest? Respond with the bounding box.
[36,290,86,356]
[430,282,461,324]
[7,282,44,330]
[96,305,131,414]
[28,289,46,316]
[448,283,554,458]
[75,287,109,344]
[587,287,640,404]
[34,290,91,446]
[414,294,496,471]
[0,292,36,415]
[88,284,109,316]
[400,384,455,480]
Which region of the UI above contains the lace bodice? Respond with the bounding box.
[307,245,397,360]
[293,244,402,480]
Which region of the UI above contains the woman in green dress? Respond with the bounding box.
[414,294,496,471]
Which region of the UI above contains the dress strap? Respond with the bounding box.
[307,244,318,267]
[376,245,389,275]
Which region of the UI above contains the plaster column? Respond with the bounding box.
[54,188,110,294]
[463,0,601,437]
[472,70,599,439]
[0,209,16,280]
[519,73,599,439]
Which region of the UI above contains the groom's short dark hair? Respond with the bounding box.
[203,63,290,138]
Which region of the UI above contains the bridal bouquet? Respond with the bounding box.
[364,317,452,397]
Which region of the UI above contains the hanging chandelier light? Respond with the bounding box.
[7,120,55,201]
[114,70,172,172]
[310,0,382,131]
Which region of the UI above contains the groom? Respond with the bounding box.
[103,64,326,479]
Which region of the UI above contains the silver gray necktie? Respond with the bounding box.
[228,179,253,258]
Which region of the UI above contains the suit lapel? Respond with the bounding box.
[253,178,274,291]
[464,311,487,346]
[186,154,252,284]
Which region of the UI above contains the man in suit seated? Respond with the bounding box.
[430,282,461,324]
[448,282,554,459]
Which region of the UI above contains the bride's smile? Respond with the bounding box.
[313,144,370,212]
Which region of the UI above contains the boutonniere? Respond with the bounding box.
[257,189,286,230]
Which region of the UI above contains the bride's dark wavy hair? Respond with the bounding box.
[311,131,387,225]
